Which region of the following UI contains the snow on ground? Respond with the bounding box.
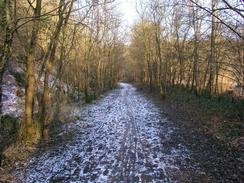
[14,83,202,182]
[2,73,24,118]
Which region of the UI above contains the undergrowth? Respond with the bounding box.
[164,86,244,142]
[167,86,244,120]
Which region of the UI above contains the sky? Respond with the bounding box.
[116,0,138,28]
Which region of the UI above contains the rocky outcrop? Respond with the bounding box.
[1,61,25,118]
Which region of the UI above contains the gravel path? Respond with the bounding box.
[15,83,204,183]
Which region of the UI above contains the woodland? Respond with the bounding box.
[0,0,243,182]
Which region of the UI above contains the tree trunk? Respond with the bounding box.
[191,3,200,94]
[40,0,73,141]
[23,0,42,141]
[208,0,217,96]
[0,0,14,120]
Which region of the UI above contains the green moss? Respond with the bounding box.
[85,93,95,103]
[13,72,26,87]
[0,115,19,134]
[0,0,4,8]
[0,0,4,28]
[160,91,167,99]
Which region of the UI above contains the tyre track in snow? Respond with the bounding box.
[111,84,140,182]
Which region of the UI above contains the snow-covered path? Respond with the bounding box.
[16,83,200,183]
